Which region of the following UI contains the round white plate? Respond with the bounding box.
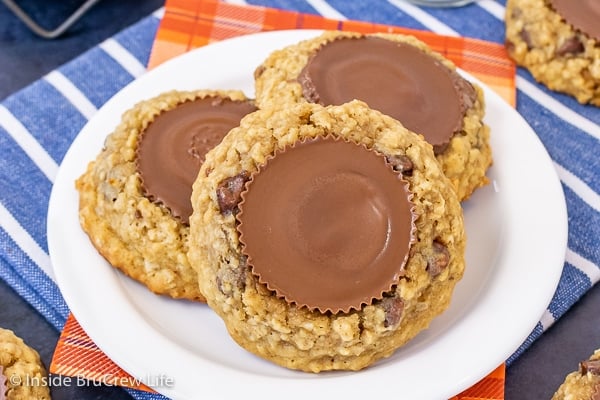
[47,29,568,400]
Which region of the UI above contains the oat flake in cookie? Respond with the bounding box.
[505,0,600,106]
[188,100,466,372]
[76,90,256,301]
[552,349,600,400]
[254,31,492,201]
[0,328,51,400]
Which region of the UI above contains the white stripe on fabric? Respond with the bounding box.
[100,39,147,78]
[0,202,55,282]
[306,0,347,20]
[152,6,165,19]
[566,248,600,284]
[0,105,58,182]
[476,0,505,20]
[43,71,98,120]
[554,163,600,213]
[516,77,600,141]
[539,309,556,331]
[387,0,460,36]
[222,0,247,5]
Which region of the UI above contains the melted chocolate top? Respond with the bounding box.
[298,36,476,154]
[137,97,256,224]
[550,0,600,41]
[237,136,415,314]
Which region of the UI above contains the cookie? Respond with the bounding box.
[188,100,466,372]
[0,328,50,400]
[505,0,600,106]
[552,349,600,400]
[76,90,256,301]
[254,30,492,201]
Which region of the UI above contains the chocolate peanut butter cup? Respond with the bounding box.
[188,101,466,372]
[297,36,474,154]
[77,90,254,302]
[549,0,600,41]
[237,136,416,314]
[137,96,257,225]
[254,31,492,200]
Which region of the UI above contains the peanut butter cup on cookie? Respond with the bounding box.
[254,31,492,200]
[505,0,600,106]
[76,90,256,301]
[237,135,416,314]
[188,100,466,372]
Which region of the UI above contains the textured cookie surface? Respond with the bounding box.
[188,100,466,372]
[0,328,50,400]
[76,90,253,301]
[505,0,600,106]
[552,349,600,400]
[254,30,492,201]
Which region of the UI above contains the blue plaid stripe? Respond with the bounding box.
[0,231,68,329]
[3,82,87,164]
[548,263,593,319]
[112,16,163,65]
[245,0,320,14]
[60,49,138,108]
[0,129,53,249]
[418,4,506,41]
[515,93,600,193]
[564,188,600,265]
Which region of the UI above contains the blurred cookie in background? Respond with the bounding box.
[505,0,600,106]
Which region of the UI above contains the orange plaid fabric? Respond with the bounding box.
[51,314,154,393]
[51,0,516,398]
[149,0,515,105]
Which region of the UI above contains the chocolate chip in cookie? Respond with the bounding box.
[581,359,600,376]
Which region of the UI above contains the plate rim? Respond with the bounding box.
[47,29,568,400]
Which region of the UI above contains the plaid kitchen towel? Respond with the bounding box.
[0,0,597,399]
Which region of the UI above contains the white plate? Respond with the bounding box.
[47,29,568,400]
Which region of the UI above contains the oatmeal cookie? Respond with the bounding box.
[254,30,492,200]
[76,90,256,301]
[552,349,600,400]
[188,100,466,372]
[0,328,50,400]
[505,0,600,106]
